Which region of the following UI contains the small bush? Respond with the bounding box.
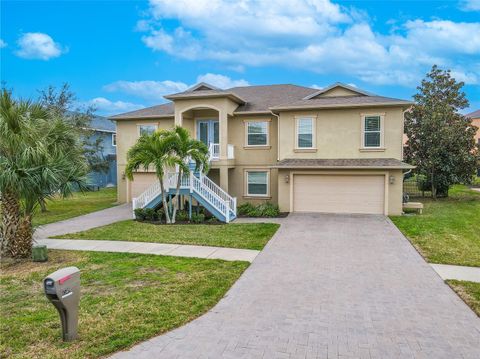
[191,213,205,223]
[156,208,165,222]
[238,202,280,217]
[176,210,189,222]
[144,208,158,221]
[134,208,146,221]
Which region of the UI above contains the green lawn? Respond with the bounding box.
[53,221,280,250]
[390,185,480,267]
[0,250,248,358]
[33,188,118,226]
[447,280,480,317]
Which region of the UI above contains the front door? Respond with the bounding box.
[197,120,219,146]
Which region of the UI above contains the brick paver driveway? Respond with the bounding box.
[112,213,480,359]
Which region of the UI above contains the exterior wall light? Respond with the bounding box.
[389,175,395,184]
[285,175,290,183]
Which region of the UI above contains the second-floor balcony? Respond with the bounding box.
[208,143,235,161]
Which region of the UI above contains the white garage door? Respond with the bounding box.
[293,174,385,214]
[130,173,157,201]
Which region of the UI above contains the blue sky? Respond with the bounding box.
[1,0,479,116]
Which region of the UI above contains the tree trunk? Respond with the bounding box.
[0,190,21,257]
[431,170,437,200]
[8,214,33,258]
[171,169,183,224]
[39,198,48,213]
[159,179,171,224]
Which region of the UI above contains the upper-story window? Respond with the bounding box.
[138,124,157,136]
[362,115,383,148]
[246,121,269,146]
[296,117,315,149]
[112,133,117,147]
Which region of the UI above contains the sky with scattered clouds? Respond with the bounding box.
[1,0,479,115]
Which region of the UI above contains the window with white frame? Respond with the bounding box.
[246,121,268,146]
[112,133,117,146]
[138,124,157,136]
[246,171,268,196]
[363,115,382,148]
[296,117,314,148]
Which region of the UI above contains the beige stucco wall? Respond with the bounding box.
[115,118,174,203]
[318,87,360,97]
[278,107,405,161]
[277,169,403,215]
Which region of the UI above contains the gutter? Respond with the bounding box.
[270,110,281,161]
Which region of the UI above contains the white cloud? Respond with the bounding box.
[104,80,189,100]
[103,73,249,101]
[15,32,66,60]
[0,39,6,48]
[138,0,480,86]
[86,97,145,115]
[460,0,480,11]
[196,73,249,88]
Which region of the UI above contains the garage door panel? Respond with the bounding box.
[293,175,384,214]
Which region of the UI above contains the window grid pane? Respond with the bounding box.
[364,116,381,147]
[247,172,268,195]
[297,118,313,148]
[247,122,268,146]
[139,125,157,136]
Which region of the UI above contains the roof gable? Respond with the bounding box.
[304,83,374,100]
[187,82,220,92]
[466,109,480,119]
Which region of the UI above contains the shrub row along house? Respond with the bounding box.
[111,82,414,221]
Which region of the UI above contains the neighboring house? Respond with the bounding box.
[111,82,413,220]
[466,109,480,176]
[86,116,117,188]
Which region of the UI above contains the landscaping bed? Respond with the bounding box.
[53,221,280,250]
[0,250,248,358]
[33,187,118,226]
[391,185,480,267]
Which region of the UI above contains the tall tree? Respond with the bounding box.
[125,130,178,224]
[405,65,479,198]
[38,83,109,211]
[0,89,88,258]
[167,126,209,223]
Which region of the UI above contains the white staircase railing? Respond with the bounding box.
[132,171,236,222]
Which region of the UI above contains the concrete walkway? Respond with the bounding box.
[431,263,480,282]
[34,203,132,239]
[112,213,480,359]
[37,238,259,262]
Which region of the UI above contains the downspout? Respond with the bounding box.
[401,107,411,161]
[270,110,281,161]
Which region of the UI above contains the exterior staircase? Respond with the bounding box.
[132,171,237,223]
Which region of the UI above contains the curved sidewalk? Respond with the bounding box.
[111,213,480,359]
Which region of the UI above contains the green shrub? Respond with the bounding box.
[156,208,165,222]
[237,202,280,217]
[144,208,158,221]
[134,208,146,221]
[176,210,189,222]
[191,213,205,223]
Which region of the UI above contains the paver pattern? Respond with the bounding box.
[111,213,480,359]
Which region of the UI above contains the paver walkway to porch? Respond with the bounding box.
[111,213,480,359]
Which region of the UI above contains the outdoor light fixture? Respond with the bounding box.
[122,172,126,180]
[389,175,395,184]
[285,175,290,183]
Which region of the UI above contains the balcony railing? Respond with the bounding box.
[208,143,234,161]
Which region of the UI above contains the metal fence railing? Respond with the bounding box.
[403,176,432,198]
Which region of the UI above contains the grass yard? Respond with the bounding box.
[391,185,480,267]
[447,280,480,317]
[54,221,280,250]
[0,250,248,358]
[33,188,118,226]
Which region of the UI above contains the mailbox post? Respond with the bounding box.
[43,267,81,341]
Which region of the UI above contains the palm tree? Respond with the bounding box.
[167,126,209,223]
[0,89,88,258]
[125,130,178,224]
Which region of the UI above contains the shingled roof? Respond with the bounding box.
[110,83,411,120]
[466,109,480,119]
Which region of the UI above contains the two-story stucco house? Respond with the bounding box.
[466,109,480,176]
[111,82,413,221]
